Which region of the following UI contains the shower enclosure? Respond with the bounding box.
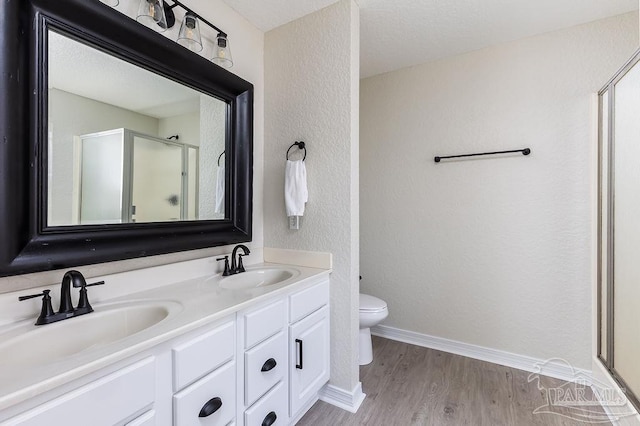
[78,128,199,224]
[598,47,640,411]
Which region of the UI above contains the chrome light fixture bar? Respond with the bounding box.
[135,0,232,67]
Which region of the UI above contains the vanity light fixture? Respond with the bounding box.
[134,0,232,67]
[136,0,169,31]
[212,33,233,68]
[177,11,203,52]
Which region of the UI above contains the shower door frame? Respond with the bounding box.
[78,128,199,224]
[597,46,640,412]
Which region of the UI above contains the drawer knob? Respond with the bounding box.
[198,397,222,417]
[261,358,277,372]
[262,411,277,426]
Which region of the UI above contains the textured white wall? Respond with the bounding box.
[264,0,360,392]
[158,112,200,145]
[199,96,226,220]
[0,0,264,293]
[360,12,638,370]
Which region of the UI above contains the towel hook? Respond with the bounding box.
[286,141,306,161]
[217,151,225,166]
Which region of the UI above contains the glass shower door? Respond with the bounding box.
[79,129,126,224]
[611,56,640,400]
[598,47,640,411]
[131,135,183,222]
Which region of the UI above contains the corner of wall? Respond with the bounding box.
[263,0,361,393]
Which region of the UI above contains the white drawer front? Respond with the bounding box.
[244,299,286,349]
[173,361,236,426]
[244,381,287,426]
[125,410,155,426]
[289,280,329,323]
[4,357,155,426]
[244,331,287,406]
[173,320,235,391]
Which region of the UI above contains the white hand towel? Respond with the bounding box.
[285,160,308,216]
[215,163,225,214]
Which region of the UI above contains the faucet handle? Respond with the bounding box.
[19,290,55,325]
[216,256,231,276]
[75,281,104,314]
[18,289,51,301]
[237,254,246,273]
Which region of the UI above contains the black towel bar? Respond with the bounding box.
[434,148,530,163]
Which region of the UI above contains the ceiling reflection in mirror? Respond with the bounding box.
[47,30,227,226]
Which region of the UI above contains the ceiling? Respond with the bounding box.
[49,31,202,119]
[222,0,638,78]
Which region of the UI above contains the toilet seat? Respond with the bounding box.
[360,293,387,313]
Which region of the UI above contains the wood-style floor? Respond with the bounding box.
[297,336,610,426]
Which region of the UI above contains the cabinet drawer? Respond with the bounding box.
[244,331,287,406]
[244,381,287,426]
[173,319,235,391]
[173,361,236,426]
[289,280,329,323]
[125,410,155,426]
[244,299,286,349]
[4,358,155,426]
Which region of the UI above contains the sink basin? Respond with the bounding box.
[0,300,181,368]
[219,267,300,290]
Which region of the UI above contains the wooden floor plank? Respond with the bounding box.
[297,336,610,425]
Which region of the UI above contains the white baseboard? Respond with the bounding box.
[318,382,366,414]
[372,324,591,383]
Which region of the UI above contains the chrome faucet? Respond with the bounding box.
[18,270,105,325]
[230,244,250,274]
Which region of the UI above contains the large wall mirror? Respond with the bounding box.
[48,31,227,225]
[598,47,640,412]
[0,0,253,276]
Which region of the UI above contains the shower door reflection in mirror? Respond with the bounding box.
[77,129,199,224]
[47,30,227,226]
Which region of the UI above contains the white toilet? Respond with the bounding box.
[359,293,388,365]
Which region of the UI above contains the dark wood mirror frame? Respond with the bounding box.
[0,0,253,277]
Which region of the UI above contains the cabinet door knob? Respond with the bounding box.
[198,397,222,417]
[261,358,277,372]
[262,411,277,426]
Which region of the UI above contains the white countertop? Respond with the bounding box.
[0,263,330,411]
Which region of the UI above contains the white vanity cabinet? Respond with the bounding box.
[237,277,330,425]
[0,273,331,426]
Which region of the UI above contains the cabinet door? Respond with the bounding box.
[289,306,329,417]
